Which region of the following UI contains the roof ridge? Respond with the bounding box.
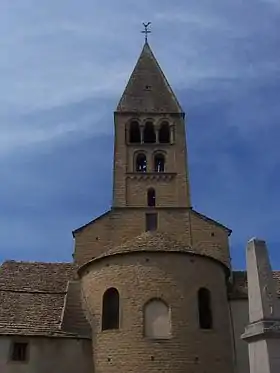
[1,260,74,265]
[144,42,183,112]
[0,289,67,294]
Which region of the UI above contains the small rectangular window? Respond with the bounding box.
[10,342,28,362]
[146,213,158,231]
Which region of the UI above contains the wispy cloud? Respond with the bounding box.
[0,0,279,268]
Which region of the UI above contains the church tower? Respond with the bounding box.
[113,41,191,210]
[75,35,235,373]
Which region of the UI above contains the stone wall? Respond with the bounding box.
[112,113,191,208]
[80,251,234,373]
[74,208,230,268]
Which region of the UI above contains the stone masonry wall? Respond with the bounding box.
[125,177,178,207]
[113,113,191,208]
[73,208,230,268]
[80,251,234,373]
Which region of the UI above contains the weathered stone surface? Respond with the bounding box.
[80,251,234,373]
[73,208,231,268]
[242,238,280,373]
[246,238,280,322]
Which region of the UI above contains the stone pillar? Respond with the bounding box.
[170,124,175,144]
[140,125,144,143]
[241,238,280,373]
[155,125,159,143]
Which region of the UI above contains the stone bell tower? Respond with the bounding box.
[113,41,191,209]
[76,31,234,373]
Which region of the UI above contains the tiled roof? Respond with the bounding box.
[101,231,194,255]
[116,42,183,113]
[78,232,196,274]
[0,261,77,293]
[0,290,66,336]
[61,281,91,337]
[230,270,280,299]
[0,261,89,338]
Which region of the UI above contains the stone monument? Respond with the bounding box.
[242,238,280,372]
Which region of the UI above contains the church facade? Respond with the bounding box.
[0,40,276,373]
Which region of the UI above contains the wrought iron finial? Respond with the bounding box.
[141,22,151,43]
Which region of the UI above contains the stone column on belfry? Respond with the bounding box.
[241,238,280,373]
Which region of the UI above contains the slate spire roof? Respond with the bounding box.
[116,41,183,114]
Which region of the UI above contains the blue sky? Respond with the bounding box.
[0,0,279,269]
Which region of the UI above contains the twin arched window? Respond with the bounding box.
[101,287,213,333]
[129,121,170,144]
[135,153,165,173]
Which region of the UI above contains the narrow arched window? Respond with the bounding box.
[154,154,165,172]
[135,153,147,172]
[143,122,156,143]
[144,299,171,339]
[129,121,141,143]
[159,122,170,143]
[198,288,213,329]
[102,287,120,330]
[147,188,156,207]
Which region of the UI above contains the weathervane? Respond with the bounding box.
[141,22,151,43]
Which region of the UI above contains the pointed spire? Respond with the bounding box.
[116,42,183,114]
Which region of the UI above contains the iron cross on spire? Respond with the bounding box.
[141,22,151,43]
